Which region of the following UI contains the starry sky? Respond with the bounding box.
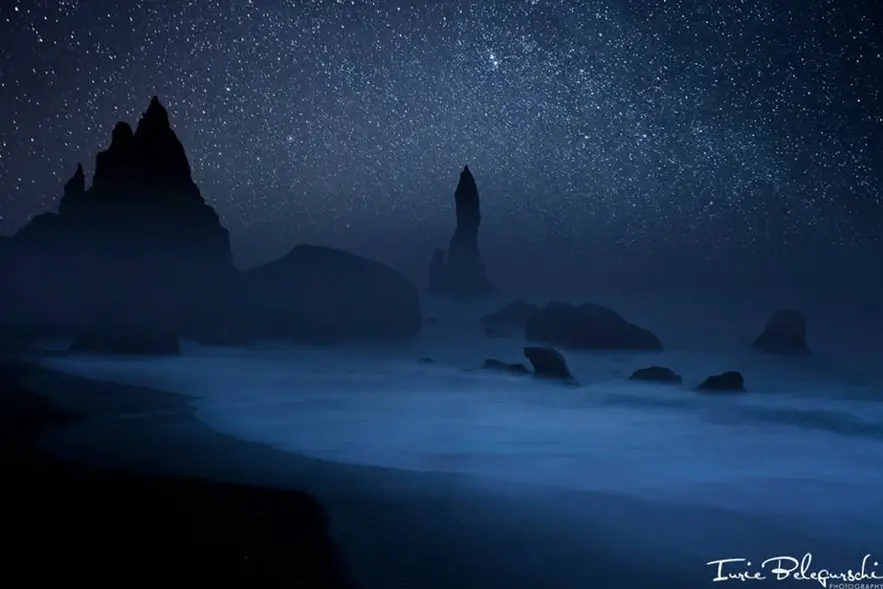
[0,0,880,291]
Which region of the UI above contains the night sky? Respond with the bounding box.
[1,0,880,290]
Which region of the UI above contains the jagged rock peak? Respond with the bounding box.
[138,96,171,131]
[455,165,479,213]
[127,96,194,184]
[110,122,134,148]
[458,165,476,190]
[64,163,85,197]
[92,122,135,189]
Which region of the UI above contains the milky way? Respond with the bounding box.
[0,0,880,275]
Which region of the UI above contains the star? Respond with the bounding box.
[0,0,879,281]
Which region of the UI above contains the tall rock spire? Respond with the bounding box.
[133,96,193,184]
[454,165,480,231]
[428,165,493,296]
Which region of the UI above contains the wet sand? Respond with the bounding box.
[0,359,354,588]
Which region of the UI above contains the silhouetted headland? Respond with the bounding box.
[0,97,422,351]
[240,244,421,341]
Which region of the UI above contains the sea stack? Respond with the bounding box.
[0,96,236,340]
[428,165,493,297]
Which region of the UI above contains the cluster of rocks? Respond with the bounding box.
[473,301,812,393]
[628,365,745,392]
[0,96,815,373]
[473,349,746,393]
[479,346,575,382]
[0,97,422,355]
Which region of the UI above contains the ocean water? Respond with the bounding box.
[36,293,883,585]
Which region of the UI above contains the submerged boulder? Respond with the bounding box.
[523,346,573,381]
[629,366,682,383]
[526,302,662,350]
[697,371,745,392]
[481,358,531,375]
[241,244,422,341]
[752,310,808,355]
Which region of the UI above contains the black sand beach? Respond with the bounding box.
[4,355,860,589]
[0,359,355,588]
[2,356,672,589]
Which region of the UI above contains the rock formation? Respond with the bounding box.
[481,358,531,375]
[0,96,236,342]
[525,302,663,350]
[0,96,429,346]
[697,371,745,392]
[240,244,422,341]
[523,346,574,381]
[481,300,540,337]
[629,366,682,383]
[428,166,493,296]
[752,309,809,355]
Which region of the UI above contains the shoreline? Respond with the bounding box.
[6,356,871,588]
[0,358,356,588]
[11,359,678,588]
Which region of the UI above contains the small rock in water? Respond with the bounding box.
[697,371,745,392]
[481,358,531,375]
[629,366,682,383]
[522,346,574,381]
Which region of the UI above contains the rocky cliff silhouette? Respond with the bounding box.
[240,244,421,341]
[0,96,421,347]
[428,166,493,297]
[0,97,235,341]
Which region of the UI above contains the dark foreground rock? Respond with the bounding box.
[629,366,682,383]
[752,310,809,355]
[482,359,531,375]
[0,362,355,588]
[523,346,574,381]
[697,371,745,392]
[69,331,181,355]
[241,244,422,341]
[526,302,662,350]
